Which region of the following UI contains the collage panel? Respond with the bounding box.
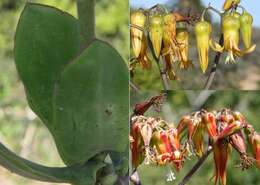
[0,0,129,185]
[130,90,260,185]
[130,0,260,90]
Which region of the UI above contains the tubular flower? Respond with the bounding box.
[161,13,179,80]
[249,133,260,169]
[176,28,192,70]
[130,10,146,58]
[221,14,256,63]
[151,130,172,164]
[195,21,222,73]
[213,140,231,185]
[202,112,218,139]
[240,10,254,49]
[177,115,194,140]
[192,122,205,157]
[168,128,183,171]
[137,36,151,69]
[131,120,145,168]
[149,15,163,58]
[223,0,240,11]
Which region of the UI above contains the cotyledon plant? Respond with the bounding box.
[0,1,128,185]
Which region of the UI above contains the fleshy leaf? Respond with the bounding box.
[14,3,81,124]
[53,40,129,165]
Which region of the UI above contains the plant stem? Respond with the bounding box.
[77,0,96,47]
[178,146,213,185]
[204,34,224,90]
[156,57,170,91]
[0,142,75,183]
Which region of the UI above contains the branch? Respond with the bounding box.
[0,141,73,183]
[156,57,170,91]
[178,146,213,185]
[77,0,95,47]
[204,34,224,90]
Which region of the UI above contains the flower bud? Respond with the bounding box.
[195,21,211,73]
[223,0,240,11]
[230,132,246,155]
[149,15,163,58]
[195,21,222,72]
[240,11,253,49]
[131,10,146,58]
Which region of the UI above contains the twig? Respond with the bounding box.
[178,146,213,185]
[156,57,170,91]
[130,81,140,93]
[204,34,224,90]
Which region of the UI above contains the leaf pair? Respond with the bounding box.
[15,3,128,170]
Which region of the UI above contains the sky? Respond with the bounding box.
[130,0,260,27]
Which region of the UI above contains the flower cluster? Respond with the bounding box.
[130,109,260,185]
[130,0,256,80]
[130,6,197,80]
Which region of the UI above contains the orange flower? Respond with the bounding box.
[168,128,183,171]
[249,133,260,169]
[213,140,231,185]
[130,121,145,168]
[151,130,172,165]
[202,112,218,139]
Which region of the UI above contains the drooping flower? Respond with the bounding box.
[213,139,231,185]
[176,28,192,70]
[240,10,254,49]
[248,133,260,169]
[130,10,146,58]
[149,15,163,58]
[192,122,205,157]
[151,130,172,164]
[137,36,151,69]
[194,21,222,73]
[202,112,218,139]
[168,128,184,171]
[221,13,255,63]
[131,120,145,168]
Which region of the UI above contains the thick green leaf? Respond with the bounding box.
[53,40,129,165]
[14,3,81,124]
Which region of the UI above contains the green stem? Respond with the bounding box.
[0,142,73,183]
[77,0,96,47]
[0,142,106,184]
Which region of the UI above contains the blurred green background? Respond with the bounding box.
[0,0,128,184]
[130,90,260,185]
[130,0,260,90]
